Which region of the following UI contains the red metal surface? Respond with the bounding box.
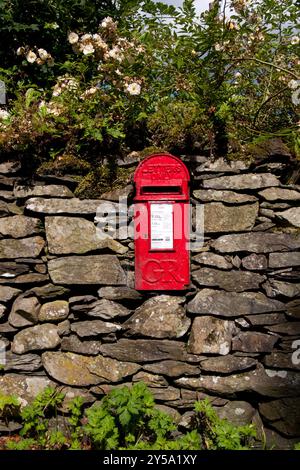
[134,154,190,290]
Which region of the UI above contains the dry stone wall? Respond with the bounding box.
[0,154,300,448]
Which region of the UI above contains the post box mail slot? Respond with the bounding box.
[134,153,190,290]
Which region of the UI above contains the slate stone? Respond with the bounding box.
[11,323,61,353]
[25,197,118,215]
[277,208,300,228]
[265,279,300,298]
[258,188,300,201]
[61,335,102,355]
[42,351,140,386]
[192,268,265,292]
[0,236,45,259]
[28,283,70,300]
[192,252,232,270]
[203,173,279,190]
[232,332,278,352]
[0,285,21,302]
[132,371,168,388]
[0,161,21,174]
[212,233,300,253]
[48,255,126,285]
[98,286,142,300]
[0,215,41,238]
[269,252,300,268]
[188,316,234,355]
[124,295,190,339]
[203,202,258,233]
[267,322,300,336]
[263,351,300,371]
[45,216,127,255]
[39,300,69,322]
[216,401,256,426]
[259,398,300,436]
[143,361,200,378]
[100,339,196,363]
[8,295,41,328]
[175,365,300,397]
[193,189,257,204]
[3,352,41,371]
[0,201,10,217]
[71,320,121,337]
[200,356,257,374]
[14,184,73,198]
[242,254,268,271]
[76,299,131,319]
[245,313,286,326]
[187,289,285,317]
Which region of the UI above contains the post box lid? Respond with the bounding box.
[134,153,189,200]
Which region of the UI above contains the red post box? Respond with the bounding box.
[134,153,190,290]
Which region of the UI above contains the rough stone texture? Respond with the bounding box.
[216,401,256,426]
[0,236,45,259]
[0,161,21,174]
[245,313,286,326]
[265,279,300,298]
[269,252,300,268]
[192,268,265,292]
[192,252,232,269]
[143,361,200,378]
[25,197,118,215]
[0,285,21,302]
[203,173,279,190]
[0,215,41,238]
[196,158,249,173]
[200,356,257,374]
[187,289,285,317]
[77,299,131,319]
[0,375,55,406]
[42,351,140,386]
[71,320,121,337]
[61,335,102,355]
[48,255,126,285]
[203,202,258,233]
[9,296,41,328]
[286,299,300,319]
[193,189,257,204]
[132,371,168,388]
[14,184,73,198]
[175,365,300,397]
[11,323,61,353]
[100,339,195,363]
[188,316,234,355]
[263,351,300,371]
[259,398,300,437]
[267,322,300,336]
[277,207,300,228]
[100,185,133,202]
[242,254,268,271]
[0,304,6,318]
[45,216,127,255]
[3,352,42,372]
[98,286,142,300]
[0,201,10,217]
[28,283,70,300]
[38,300,69,322]
[124,296,190,339]
[258,188,300,202]
[212,233,300,253]
[232,332,278,352]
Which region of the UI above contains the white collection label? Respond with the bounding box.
[150,203,173,250]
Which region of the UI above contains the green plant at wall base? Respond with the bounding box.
[0,393,21,424]
[20,387,65,446]
[194,399,256,450]
[294,443,300,450]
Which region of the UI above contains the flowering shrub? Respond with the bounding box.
[0,0,299,167]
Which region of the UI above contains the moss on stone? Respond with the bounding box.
[37,154,92,176]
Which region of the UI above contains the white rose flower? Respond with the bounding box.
[291,36,300,45]
[52,85,62,97]
[214,43,223,52]
[126,82,141,96]
[82,43,95,55]
[38,48,49,60]
[235,72,242,78]
[101,16,114,28]
[0,109,10,120]
[68,32,79,44]
[26,51,37,63]
[81,87,98,99]
[81,33,92,42]
[16,46,25,56]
